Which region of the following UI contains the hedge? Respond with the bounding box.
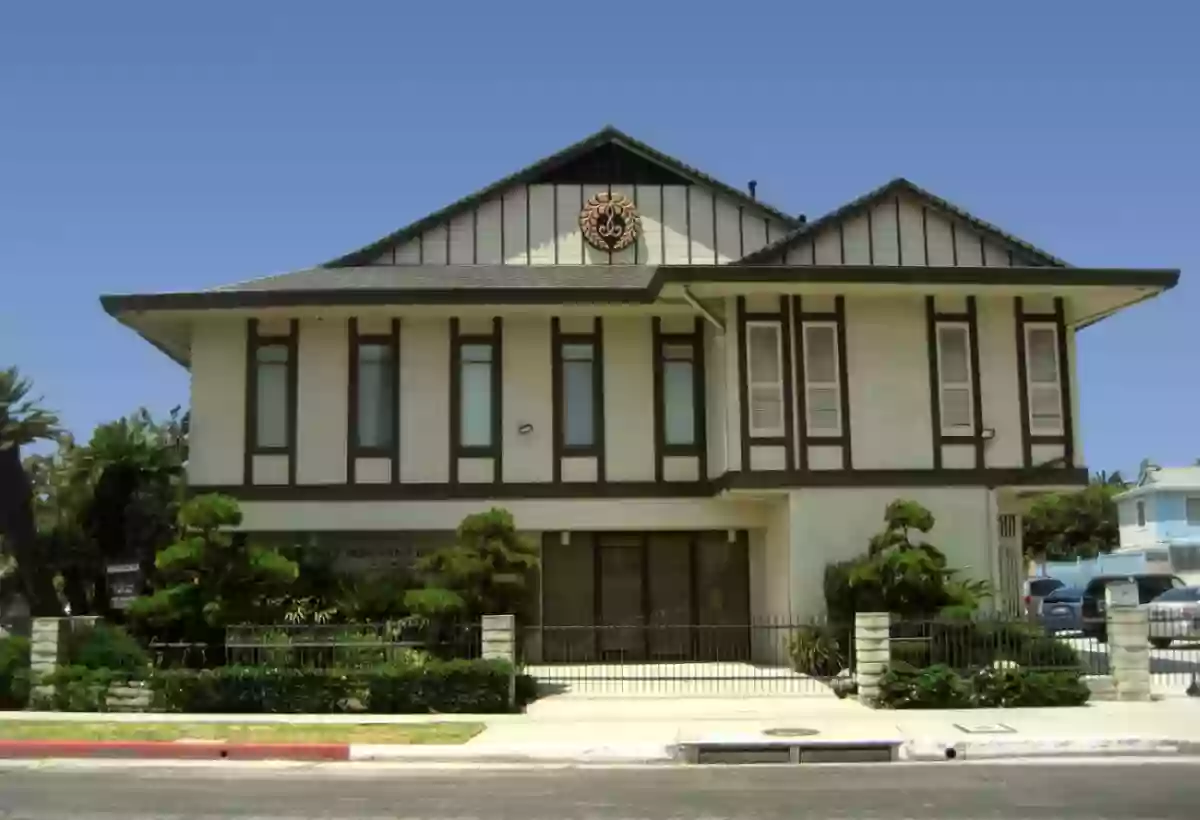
[29,666,132,712]
[148,658,537,714]
[876,662,1090,709]
[0,636,30,710]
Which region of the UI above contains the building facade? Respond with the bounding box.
[102,127,1178,651]
[1116,467,1200,583]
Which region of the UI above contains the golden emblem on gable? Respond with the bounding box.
[580,192,640,252]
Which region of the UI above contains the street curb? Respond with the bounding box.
[901,737,1200,761]
[0,741,675,765]
[0,741,349,761]
[350,743,677,764]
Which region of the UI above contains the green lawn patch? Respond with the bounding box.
[0,721,483,745]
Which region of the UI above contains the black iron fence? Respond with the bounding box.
[1146,615,1200,694]
[890,616,1109,675]
[518,620,853,694]
[150,621,480,670]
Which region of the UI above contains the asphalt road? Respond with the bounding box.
[1,761,1199,819]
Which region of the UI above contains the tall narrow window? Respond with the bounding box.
[1136,500,1146,527]
[745,322,784,438]
[460,342,494,448]
[561,342,596,449]
[254,343,290,449]
[355,342,395,450]
[1025,324,1063,434]
[936,323,974,434]
[803,322,842,436]
[662,342,696,448]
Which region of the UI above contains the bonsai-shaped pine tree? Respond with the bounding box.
[829,499,988,619]
[404,507,539,623]
[127,494,298,641]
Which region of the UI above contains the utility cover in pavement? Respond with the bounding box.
[953,722,1016,734]
[762,728,820,737]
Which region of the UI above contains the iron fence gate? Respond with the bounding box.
[520,621,853,695]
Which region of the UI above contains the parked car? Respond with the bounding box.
[1147,586,1200,648]
[1023,577,1065,619]
[1081,573,1186,640]
[1039,585,1084,634]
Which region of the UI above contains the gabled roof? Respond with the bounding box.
[323,125,800,268]
[738,177,1070,267]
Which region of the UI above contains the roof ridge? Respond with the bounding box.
[738,176,1070,267]
[322,125,799,268]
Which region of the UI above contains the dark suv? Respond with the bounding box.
[1081,573,1185,639]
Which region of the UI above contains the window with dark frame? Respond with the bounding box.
[354,340,395,451]
[661,341,697,449]
[936,322,974,435]
[560,341,597,450]
[459,341,495,450]
[253,343,290,450]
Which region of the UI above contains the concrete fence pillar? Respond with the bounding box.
[29,618,63,705]
[1108,607,1152,702]
[854,612,891,707]
[481,614,517,710]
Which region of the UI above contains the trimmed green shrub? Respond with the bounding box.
[0,636,30,710]
[64,623,150,675]
[787,626,847,677]
[149,659,535,714]
[30,666,128,712]
[877,663,972,709]
[876,662,1090,709]
[972,667,1090,708]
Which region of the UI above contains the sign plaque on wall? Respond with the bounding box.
[580,192,640,252]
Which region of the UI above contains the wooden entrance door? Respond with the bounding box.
[597,536,644,659]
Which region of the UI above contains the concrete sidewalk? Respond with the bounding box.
[3,694,1200,763]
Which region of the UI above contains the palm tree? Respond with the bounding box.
[0,367,64,615]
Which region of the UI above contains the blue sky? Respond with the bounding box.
[1,1,1195,475]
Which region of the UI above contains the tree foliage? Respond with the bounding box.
[0,367,63,615]
[127,494,298,640]
[1022,478,1122,561]
[825,499,989,622]
[404,508,539,622]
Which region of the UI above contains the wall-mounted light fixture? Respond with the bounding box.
[517,422,534,435]
[981,428,996,440]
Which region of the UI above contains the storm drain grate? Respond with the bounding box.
[688,742,897,765]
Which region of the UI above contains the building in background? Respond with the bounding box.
[1115,467,1200,584]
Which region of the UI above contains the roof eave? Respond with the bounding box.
[98,265,1179,314]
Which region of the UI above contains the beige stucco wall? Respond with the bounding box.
[602,316,655,482]
[399,317,450,483]
[237,497,772,532]
[845,295,933,470]
[501,316,553,483]
[976,297,1023,468]
[785,486,996,620]
[185,293,1077,495]
[297,317,348,484]
[187,317,246,486]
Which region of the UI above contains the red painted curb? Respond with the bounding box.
[0,740,350,761]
